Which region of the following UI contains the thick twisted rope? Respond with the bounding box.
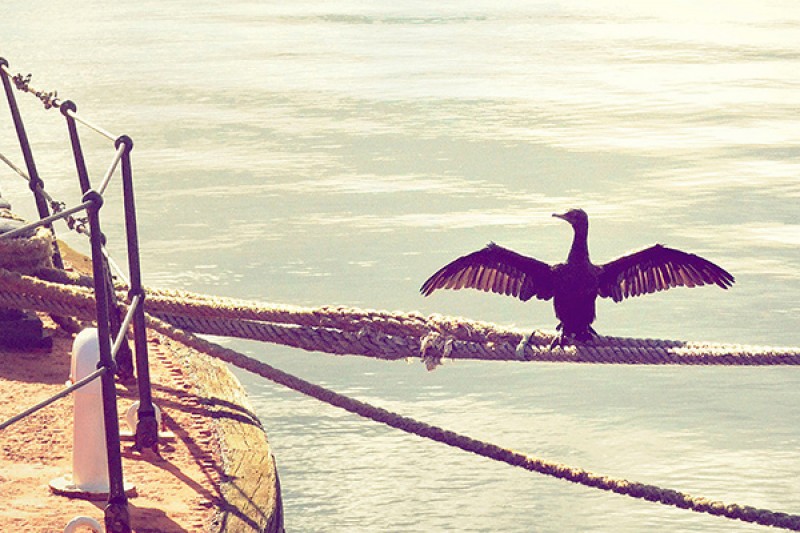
[115,277,800,366]
[0,268,96,320]
[2,267,800,527]
[146,315,800,531]
[0,224,54,272]
[2,267,800,366]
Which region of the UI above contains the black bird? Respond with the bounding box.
[420,208,734,351]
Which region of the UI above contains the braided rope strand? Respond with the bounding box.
[2,266,800,527]
[2,268,800,366]
[145,315,800,532]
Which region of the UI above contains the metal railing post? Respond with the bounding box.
[61,100,135,380]
[116,135,158,452]
[0,58,64,269]
[2,61,154,527]
[59,101,92,192]
[85,189,130,533]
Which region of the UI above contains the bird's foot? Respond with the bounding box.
[549,326,599,349]
[515,332,534,360]
[549,323,568,349]
[549,332,567,350]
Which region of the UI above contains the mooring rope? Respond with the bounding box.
[2,266,800,367]
[146,314,800,531]
[2,258,800,527]
[0,224,54,272]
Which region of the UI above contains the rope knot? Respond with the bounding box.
[419,330,454,371]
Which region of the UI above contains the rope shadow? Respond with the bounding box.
[117,380,262,429]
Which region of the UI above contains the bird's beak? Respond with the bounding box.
[552,212,566,221]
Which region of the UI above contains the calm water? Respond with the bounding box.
[2,2,800,531]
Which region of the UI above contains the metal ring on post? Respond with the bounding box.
[59,99,77,117]
[81,190,104,211]
[26,170,45,193]
[114,135,133,153]
[27,177,44,193]
[127,287,145,304]
[97,358,117,376]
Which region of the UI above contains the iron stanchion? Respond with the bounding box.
[117,135,158,452]
[85,189,130,533]
[0,58,64,269]
[61,100,134,380]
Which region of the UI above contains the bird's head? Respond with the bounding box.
[552,208,588,229]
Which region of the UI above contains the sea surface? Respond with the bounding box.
[2,1,800,531]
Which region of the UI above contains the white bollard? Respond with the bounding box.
[64,515,104,533]
[51,328,139,499]
[50,328,135,499]
[69,328,109,493]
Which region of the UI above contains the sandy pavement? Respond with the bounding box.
[0,316,221,532]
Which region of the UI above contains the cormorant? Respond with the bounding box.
[420,208,734,351]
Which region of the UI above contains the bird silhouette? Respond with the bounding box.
[420,208,734,352]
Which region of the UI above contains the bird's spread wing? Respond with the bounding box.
[420,242,555,301]
[598,244,734,302]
